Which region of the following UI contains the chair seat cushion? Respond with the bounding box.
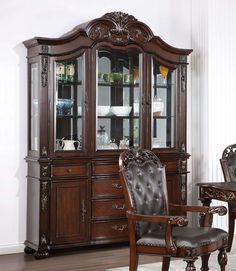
[136,227,227,249]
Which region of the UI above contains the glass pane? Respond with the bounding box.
[152,60,176,148]
[96,49,141,150]
[55,55,84,151]
[30,63,39,151]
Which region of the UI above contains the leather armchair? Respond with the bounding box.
[220,143,236,252]
[119,148,228,271]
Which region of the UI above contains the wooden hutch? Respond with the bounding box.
[23,12,192,258]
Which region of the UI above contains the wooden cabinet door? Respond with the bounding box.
[50,180,89,245]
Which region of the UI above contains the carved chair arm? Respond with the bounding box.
[169,204,227,227]
[126,210,188,256]
[126,210,188,226]
[169,204,227,215]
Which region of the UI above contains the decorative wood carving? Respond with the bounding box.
[34,234,49,259]
[41,165,49,177]
[41,146,48,156]
[41,182,49,212]
[169,216,188,226]
[41,56,48,87]
[200,186,236,202]
[120,148,162,170]
[88,11,153,44]
[180,174,186,201]
[181,65,187,92]
[222,143,236,159]
[41,45,49,54]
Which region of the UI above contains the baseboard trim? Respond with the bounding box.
[0,243,24,255]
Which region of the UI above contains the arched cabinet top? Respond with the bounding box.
[23,11,192,64]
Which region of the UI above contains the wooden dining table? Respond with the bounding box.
[196,181,236,252]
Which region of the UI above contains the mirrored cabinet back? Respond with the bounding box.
[23,12,192,258]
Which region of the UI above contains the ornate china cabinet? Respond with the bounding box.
[23,12,192,258]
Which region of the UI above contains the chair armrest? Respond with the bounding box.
[169,204,227,227]
[126,210,188,256]
[169,204,227,216]
[126,210,188,226]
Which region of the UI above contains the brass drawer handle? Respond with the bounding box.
[67,168,72,173]
[112,224,127,231]
[112,183,122,189]
[112,204,125,210]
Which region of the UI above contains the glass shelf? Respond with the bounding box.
[98,82,139,87]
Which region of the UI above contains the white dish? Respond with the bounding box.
[111,106,132,116]
[97,105,110,116]
[77,106,82,115]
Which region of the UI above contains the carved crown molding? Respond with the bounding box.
[87,12,153,44]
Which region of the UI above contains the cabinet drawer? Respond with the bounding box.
[92,199,126,218]
[92,220,128,241]
[92,179,123,197]
[92,163,119,175]
[52,164,88,177]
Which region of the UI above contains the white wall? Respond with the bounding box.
[0,0,191,253]
[190,0,236,231]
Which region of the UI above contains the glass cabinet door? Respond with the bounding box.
[54,55,84,151]
[151,59,176,148]
[30,63,39,151]
[96,49,141,150]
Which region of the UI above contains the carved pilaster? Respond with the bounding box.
[41,181,49,212]
[180,174,186,201]
[41,165,49,178]
[41,56,48,87]
[180,65,187,92]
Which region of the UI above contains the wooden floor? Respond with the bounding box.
[0,244,160,271]
[0,242,235,271]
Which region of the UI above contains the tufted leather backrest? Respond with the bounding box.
[119,149,168,237]
[221,144,236,182]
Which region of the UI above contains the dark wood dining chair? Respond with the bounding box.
[119,148,228,271]
[220,143,236,252]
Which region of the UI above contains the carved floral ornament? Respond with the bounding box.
[120,148,162,170]
[200,186,236,202]
[87,12,153,44]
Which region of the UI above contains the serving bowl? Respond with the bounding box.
[110,72,122,83]
[111,106,132,116]
[56,99,74,115]
[97,105,110,116]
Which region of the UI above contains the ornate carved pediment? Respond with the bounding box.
[87,12,153,44]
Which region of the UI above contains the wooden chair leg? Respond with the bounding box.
[227,206,235,252]
[129,247,138,271]
[184,257,197,271]
[200,254,210,271]
[162,256,170,271]
[218,248,227,271]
